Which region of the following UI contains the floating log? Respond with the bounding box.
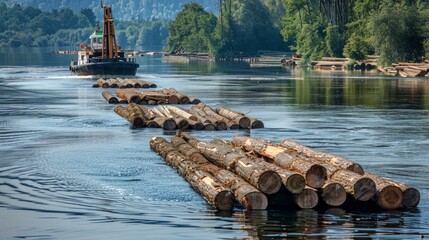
[364,172,405,210]
[178,133,282,195]
[114,105,145,127]
[330,170,376,202]
[97,78,109,88]
[165,106,198,121]
[102,90,119,104]
[295,187,319,209]
[279,139,364,175]
[160,88,190,104]
[216,107,250,129]
[150,137,234,211]
[116,90,141,104]
[170,136,268,209]
[196,103,239,130]
[319,181,347,207]
[231,136,327,189]
[158,106,189,130]
[212,139,305,194]
[190,106,226,130]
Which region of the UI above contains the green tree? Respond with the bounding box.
[371,4,424,65]
[166,3,216,53]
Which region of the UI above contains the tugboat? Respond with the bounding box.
[70,2,139,76]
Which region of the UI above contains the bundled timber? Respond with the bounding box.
[102,90,119,104]
[232,136,327,189]
[212,139,305,194]
[114,105,145,128]
[148,133,419,211]
[170,136,268,209]
[216,107,250,129]
[379,61,429,78]
[196,103,239,130]
[189,106,222,130]
[92,78,157,88]
[150,137,234,210]
[279,139,364,175]
[115,89,142,104]
[177,133,282,195]
[330,170,376,201]
[365,172,410,209]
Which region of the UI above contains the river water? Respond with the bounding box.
[0,47,428,239]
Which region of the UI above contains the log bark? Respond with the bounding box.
[212,139,305,194]
[97,78,109,88]
[319,181,347,207]
[158,106,189,129]
[150,137,234,210]
[165,106,198,121]
[280,139,364,175]
[216,107,250,129]
[364,172,404,210]
[196,103,238,130]
[191,106,227,130]
[178,133,282,195]
[330,170,376,201]
[116,90,142,104]
[187,108,216,130]
[114,105,145,127]
[160,88,190,104]
[102,90,119,104]
[232,136,327,189]
[170,135,268,209]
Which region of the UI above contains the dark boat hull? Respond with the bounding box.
[70,61,139,76]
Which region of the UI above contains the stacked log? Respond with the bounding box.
[92,78,157,88]
[150,137,235,211]
[149,133,420,211]
[113,103,264,131]
[378,62,429,77]
[112,88,199,105]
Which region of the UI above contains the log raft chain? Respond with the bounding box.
[149,134,420,211]
[96,78,419,212]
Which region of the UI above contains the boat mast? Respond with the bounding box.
[101,1,118,59]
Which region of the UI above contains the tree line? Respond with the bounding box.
[0,3,169,49]
[166,0,429,65]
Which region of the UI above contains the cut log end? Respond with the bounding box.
[403,188,420,208]
[321,182,347,207]
[377,186,403,210]
[305,165,327,189]
[215,122,227,131]
[285,174,306,194]
[132,117,145,128]
[146,121,159,128]
[163,119,177,130]
[167,96,179,104]
[347,164,365,175]
[295,188,319,209]
[239,117,251,129]
[192,122,205,130]
[257,171,282,195]
[251,120,264,129]
[354,178,377,201]
[215,190,235,211]
[204,124,216,131]
[243,192,268,210]
[177,119,190,130]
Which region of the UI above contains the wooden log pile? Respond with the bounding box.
[113,103,264,130]
[150,133,420,211]
[92,78,157,88]
[379,62,429,77]
[105,88,200,105]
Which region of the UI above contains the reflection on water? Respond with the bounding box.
[0,49,428,239]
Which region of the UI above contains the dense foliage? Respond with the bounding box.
[0,3,169,49]
[281,0,429,64]
[166,0,287,57]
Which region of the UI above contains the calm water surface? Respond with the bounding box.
[0,48,428,239]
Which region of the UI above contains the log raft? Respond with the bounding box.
[150,137,234,211]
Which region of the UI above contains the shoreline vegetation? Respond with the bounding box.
[3,0,429,77]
